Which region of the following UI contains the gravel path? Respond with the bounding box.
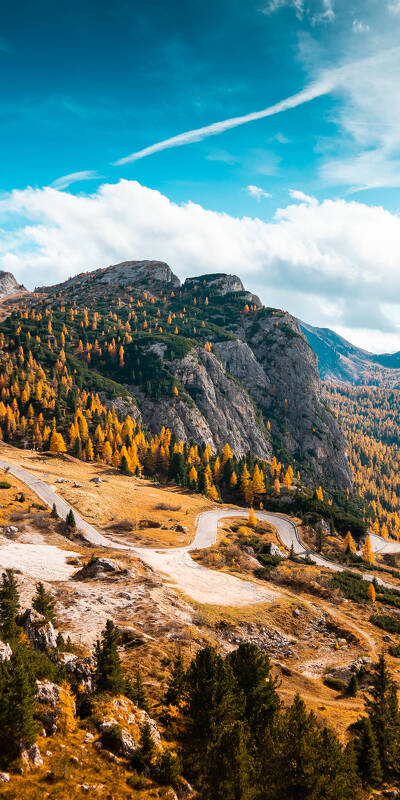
[1,458,400,602]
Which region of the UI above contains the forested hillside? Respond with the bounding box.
[0,260,352,490]
[323,383,400,538]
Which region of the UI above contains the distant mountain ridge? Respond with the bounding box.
[300,320,400,387]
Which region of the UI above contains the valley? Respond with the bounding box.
[0,261,400,798]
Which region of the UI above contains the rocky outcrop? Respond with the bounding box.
[21,609,57,651]
[74,557,132,580]
[0,639,12,661]
[99,260,181,289]
[184,273,262,306]
[36,680,76,734]
[0,271,25,297]
[226,308,353,490]
[134,346,271,458]
[60,653,95,693]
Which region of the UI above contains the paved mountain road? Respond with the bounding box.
[1,458,400,603]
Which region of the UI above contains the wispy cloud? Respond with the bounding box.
[289,188,317,204]
[388,1,400,15]
[113,73,340,166]
[245,185,272,200]
[352,18,370,33]
[50,170,103,190]
[260,0,334,24]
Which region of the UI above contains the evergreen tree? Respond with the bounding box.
[50,502,59,519]
[354,717,382,787]
[32,581,56,624]
[185,646,244,744]
[155,750,181,786]
[66,509,76,529]
[94,620,124,695]
[347,673,358,697]
[126,669,149,712]
[120,455,132,476]
[226,643,280,733]
[165,649,186,705]
[0,569,20,643]
[0,645,38,758]
[204,720,253,800]
[137,720,156,766]
[366,653,400,779]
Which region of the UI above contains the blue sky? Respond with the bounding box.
[2,0,400,351]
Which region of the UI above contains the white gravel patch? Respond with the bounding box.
[0,542,79,580]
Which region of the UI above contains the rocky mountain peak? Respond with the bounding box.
[184,273,262,306]
[0,271,25,297]
[100,260,181,289]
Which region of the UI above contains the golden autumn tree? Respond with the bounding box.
[362,534,375,565]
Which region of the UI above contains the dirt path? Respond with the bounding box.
[1,457,400,605]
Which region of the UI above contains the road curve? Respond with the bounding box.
[1,457,400,602]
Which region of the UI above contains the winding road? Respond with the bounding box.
[1,457,400,604]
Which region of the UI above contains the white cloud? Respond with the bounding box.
[388,1,400,15]
[261,0,334,24]
[288,188,317,204]
[352,18,370,33]
[3,179,400,350]
[245,185,272,200]
[113,73,339,165]
[50,170,102,190]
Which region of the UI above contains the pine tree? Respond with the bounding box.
[165,649,186,705]
[94,620,124,695]
[185,646,244,744]
[138,720,156,765]
[366,653,400,779]
[126,668,149,712]
[66,509,76,529]
[50,502,59,519]
[0,568,20,643]
[120,454,132,476]
[203,720,253,800]
[32,581,56,624]
[354,717,382,787]
[226,643,280,734]
[347,673,358,697]
[0,644,38,757]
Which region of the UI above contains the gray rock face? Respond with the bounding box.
[0,640,12,662]
[0,271,24,297]
[100,260,181,289]
[74,556,131,580]
[22,609,57,651]
[37,680,76,734]
[184,272,262,306]
[136,346,271,458]
[232,309,353,489]
[60,653,95,693]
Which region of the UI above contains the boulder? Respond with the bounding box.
[36,680,76,735]
[20,743,43,768]
[4,525,19,538]
[60,653,95,693]
[0,639,12,662]
[176,776,196,799]
[21,609,57,651]
[0,773,10,783]
[74,557,131,580]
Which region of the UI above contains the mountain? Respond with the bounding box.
[300,320,400,387]
[3,260,352,489]
[0,270,26,297]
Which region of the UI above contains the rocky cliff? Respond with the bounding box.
[0,271,25,297]
[31,258,352,489]
[129,346,271,459]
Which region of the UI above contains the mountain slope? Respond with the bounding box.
[300,320,400,387]
[2,260,352,489]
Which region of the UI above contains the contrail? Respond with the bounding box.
[113,73,339,166]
